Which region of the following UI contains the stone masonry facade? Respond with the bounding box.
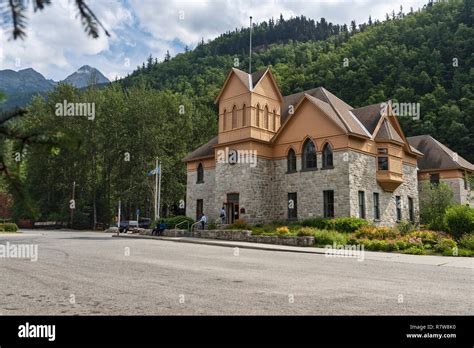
[186,149,420,226]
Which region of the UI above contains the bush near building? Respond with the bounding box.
[419,182,454,231]
[444,205,474,239]
[0,223,19,232]
[302,217,368,233]
[163,215,194,229]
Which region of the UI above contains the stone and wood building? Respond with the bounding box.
[183,67,473,226]
[407,135,473,207]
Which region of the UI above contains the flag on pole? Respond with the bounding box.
[147,165,160,176]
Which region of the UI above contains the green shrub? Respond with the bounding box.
[0,223,18,232]
[457,248,474,257]
[444,205,474,239]
[419,182,454,231]
[363,239,386,251]
[302,218,332,229]
[396,221,415,235]
[434,238,458,254]
[207,223,217,230]
[296,227,315,237]
[385,240,400,252]
[401,246,425,255]
[313,230,347,246]
[302,217,368,233]
[395,240,409,250]
[358,239,398,252]
[332,217,368,233]
[163,215,194,229]
[459,234,474,251]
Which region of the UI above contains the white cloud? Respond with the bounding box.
[0,0,428,81]
[0,0,131,80]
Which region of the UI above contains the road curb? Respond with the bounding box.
[111,234,474,269]
[112,234,327,255]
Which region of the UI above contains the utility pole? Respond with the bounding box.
[249,16,253,74]
[154,157,159,221]
[157,160,162,220]
[117,199,121,236]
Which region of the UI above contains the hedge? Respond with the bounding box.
[0,223,19,232]
[302,217,368,233]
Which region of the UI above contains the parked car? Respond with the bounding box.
[138,218,152,229]
[113,220,139,233]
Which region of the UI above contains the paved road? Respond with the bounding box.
[0,230,472,315]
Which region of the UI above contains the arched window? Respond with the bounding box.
[222,109,227,131]
[302,139,317,170]
[264,105,269,129]
[273,109,277,131]
[287,148,297,173]
[256,104,260,128]
[197,163,204,183]
[232,105,237,128]
[242,104,247,126]
[322,143,334,168]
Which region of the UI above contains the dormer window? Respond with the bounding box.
[377,147,388,170]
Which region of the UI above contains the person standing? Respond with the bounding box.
[199,213,207,230]
[220,206,226,223]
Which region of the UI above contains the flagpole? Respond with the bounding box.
[117,199,121,236]
[249,16,253,74]
[157,160,162,220]
[154,157,158,221]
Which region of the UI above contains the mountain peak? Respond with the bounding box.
[77,65,94,73]
[63,65,110,88]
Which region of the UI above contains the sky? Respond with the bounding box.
[0,0,428,81]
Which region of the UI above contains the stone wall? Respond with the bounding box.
[272,151,351,221]
[193,229,251,240]
[348,151,419,226]
[214,158,274,224]
[186,166,217,223]
[442,178,473,208]
[185,150,420,227]
[246,235,315,246]
[163,228,314,246]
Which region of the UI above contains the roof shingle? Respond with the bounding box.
[407,135,474,171]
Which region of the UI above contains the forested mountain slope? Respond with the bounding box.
[122,0,473,162]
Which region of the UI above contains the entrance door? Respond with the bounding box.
[225,193,239,224]
[196,199,203,221]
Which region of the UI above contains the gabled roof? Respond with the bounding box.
[182,136,218,162]
[279,87,370,138]
[351,103,384,134]
[407,135,474,171]
[214,67,279,104]
[374,119,404,144]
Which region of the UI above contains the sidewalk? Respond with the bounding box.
[113,234,474,269]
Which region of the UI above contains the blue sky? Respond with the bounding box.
[0,0,427,81]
